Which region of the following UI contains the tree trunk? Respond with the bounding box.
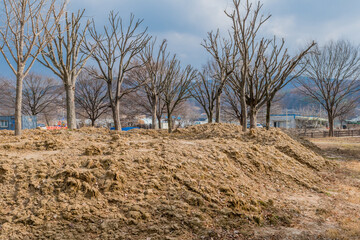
[15,69,24,136]
[157,116,162,129]
[168,114,173,133]
[249,106,257,129]
[237,111,243,125]
[240,90,247,132]
[152,96,158,129]
[65,83,77,130]
[215,95,221,123]
[91,119,95,127]
[111,100,121,131]
[208,111,213,123]
[266,99,271,130]
[328,115,334,137]
[45,114,50,126]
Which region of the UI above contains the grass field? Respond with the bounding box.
[308,137,360,239]
[311,136,360,160]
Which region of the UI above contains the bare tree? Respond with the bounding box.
[138,39,169,129]
[131,87,167,129]
[190,63,218,123]
[226,0,314,130]
[0,78,14,115]
[38,9,92,129]
[22,73,62,116]
[86,12,151,131]
[226,0,270,131]
[202,30,237,123]
[0,0,65,135]
[162,59,197,133]
[296,40,360,137]
[261,38,315,130]
[223,84,243,124]
[75,73,109,127]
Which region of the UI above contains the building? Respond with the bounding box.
[0,116,37,130]
[270,114,327,129]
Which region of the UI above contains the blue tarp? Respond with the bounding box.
[110,127,140,131]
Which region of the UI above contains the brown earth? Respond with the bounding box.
[0,124,359,239]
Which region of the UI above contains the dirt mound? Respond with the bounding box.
[0,124,339,239]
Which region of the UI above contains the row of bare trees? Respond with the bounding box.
[192,0,360,136]
[0,0,66,135]
[0,1,174,134]
[1,0,360,136]
[296,40,360,136]
[0,74,62,124]
[190,0,316,132]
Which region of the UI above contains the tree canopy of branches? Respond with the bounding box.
[162,59,197,133]
[75,73,109,127]
[138,39,170,129]
[201,30,237,123]
[190,62,219,123]
[296,40,360,136]
[22,73,62,117]
[86,12,151,131]
[223,84,243,124]
[0,0,65,135]
[226,0,314,130]
[38,9,92,129]
[225,0,270,130]
[0,78,14,115]
[261,38,315,129]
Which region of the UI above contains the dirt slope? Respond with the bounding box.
[0,124,348,239]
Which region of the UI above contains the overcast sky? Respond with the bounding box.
[2,0,360,78]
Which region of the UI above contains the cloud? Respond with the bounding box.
[3,0,360,77]
[154,31,208,68]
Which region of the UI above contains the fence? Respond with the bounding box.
[299,129,360,138]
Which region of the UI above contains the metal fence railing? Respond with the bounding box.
[299,129,360,138]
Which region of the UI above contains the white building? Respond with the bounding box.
[270,114,327,129]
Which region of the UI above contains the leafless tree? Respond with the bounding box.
[190,62,219,123]
[85,12,151,131]
[226,0,314,130]
[0,78,14,115]
[225,0,270,131]
[202,30,237,123]
[131,88,167,129]
[0,0,65,135]
[261,37,315,130]
[223,84,243,124]
[162,59,197,133]
[0,74,62,119]
[296,40,360,137]
[137,39,170,129]
[75,73,109,127]
[38,9,92,129]
[22,73,62,116]
[156,98,167,129]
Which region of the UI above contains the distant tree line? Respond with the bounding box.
[0,0,359,136]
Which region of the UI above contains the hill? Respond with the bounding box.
[0,124,358,239]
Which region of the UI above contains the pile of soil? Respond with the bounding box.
[0,124,339,239]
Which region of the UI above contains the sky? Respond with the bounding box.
[2,0,360,78]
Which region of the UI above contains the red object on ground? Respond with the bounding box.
[46,126,68,130]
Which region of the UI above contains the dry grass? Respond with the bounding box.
[309,137,360,240]
[311,136,360,160]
